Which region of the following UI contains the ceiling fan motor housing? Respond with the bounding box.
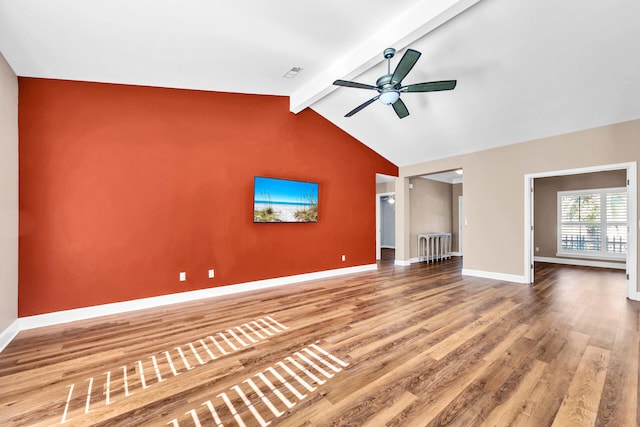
[376,74,396,89]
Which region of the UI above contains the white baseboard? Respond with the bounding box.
[394,256,461,266]
[629,290,640,302]
[534,256,626,270]
[12,264,377,335]
[0,319,20,353]
[462,268,528,284]
[380,245,396,249]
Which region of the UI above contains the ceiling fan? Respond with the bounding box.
[333,47,457,119]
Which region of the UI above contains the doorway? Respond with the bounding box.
[525,162,638,300]
[376,192,395,260]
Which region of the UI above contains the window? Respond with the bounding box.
[557,187,627,259]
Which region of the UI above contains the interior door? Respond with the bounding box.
[458,196,463,254]
[529,178,535,283]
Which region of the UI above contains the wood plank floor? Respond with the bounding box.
[1,252,639,426]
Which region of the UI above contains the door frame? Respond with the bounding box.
[524,161,638,300]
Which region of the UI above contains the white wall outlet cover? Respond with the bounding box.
[341,255,346,261]
[179,272,186,281]
[208,269,215,278]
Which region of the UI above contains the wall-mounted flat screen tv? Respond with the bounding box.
[254,176,318,223]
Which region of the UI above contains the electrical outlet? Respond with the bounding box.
[208,269,215,278]
[179,272,186,281]
[535,247,540,252]
[341,255,346,262]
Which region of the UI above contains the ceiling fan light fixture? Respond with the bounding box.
[379,91,400,105]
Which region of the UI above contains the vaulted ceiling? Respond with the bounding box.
[1,0,639,167]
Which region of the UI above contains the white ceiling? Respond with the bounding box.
[1,0,639,167]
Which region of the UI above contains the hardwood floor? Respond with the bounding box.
[1,257,638,426]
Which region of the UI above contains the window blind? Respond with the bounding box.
[557,188,627,258]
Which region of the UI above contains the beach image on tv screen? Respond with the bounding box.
[254,177,318,223]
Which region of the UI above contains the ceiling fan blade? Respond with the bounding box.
[391,49,421,85]
[333,80,379,90]
[392,98,410,119]
[345,95,380,117]
[402,80,457,92]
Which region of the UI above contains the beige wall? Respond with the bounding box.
[452,183,463,253]
[0,52,18,334]
[397,118,640,292]
[409,178,453,258]
[376,181,395,194]
[534,171,626,259]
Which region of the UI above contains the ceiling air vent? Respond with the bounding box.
[283,67,303,78]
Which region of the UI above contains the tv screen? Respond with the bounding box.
[254,176,318,223]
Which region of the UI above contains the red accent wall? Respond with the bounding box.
[18,78,397,316]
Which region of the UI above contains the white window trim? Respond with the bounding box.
[557,187,627,261]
